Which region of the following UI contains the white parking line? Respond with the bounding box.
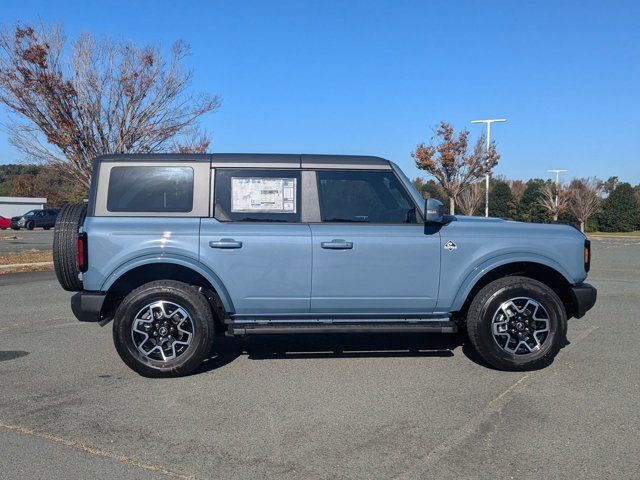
[0,421,196,479]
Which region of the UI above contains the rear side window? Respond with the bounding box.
[317,170,419,224]
[214,169,301,222]
[107,166,194,213]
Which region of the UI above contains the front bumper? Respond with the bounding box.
[71,291,106,323]
[570,283,597,318]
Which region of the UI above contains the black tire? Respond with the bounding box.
[26,220,34,230]
[44,226,51,230]
[53,203,87,292]
[113,280,214,378]
[466,276,567,371]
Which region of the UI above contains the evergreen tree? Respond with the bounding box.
[595,183,639,232]
[489,180,513,218]
[515,179,549,223]
[421,179,448,204]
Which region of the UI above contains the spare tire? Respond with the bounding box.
[53,203,87,291]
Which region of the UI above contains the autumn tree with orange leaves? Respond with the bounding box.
[411,122,500,214]
[0,24,220,188]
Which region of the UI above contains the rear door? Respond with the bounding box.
[310,169,440,314]
[34,210,46,227]
[44,210,56,227]
[199,167,312,315]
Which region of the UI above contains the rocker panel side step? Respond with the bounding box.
[230,321,457,336]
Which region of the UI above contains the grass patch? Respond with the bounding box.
[0,249,53,274]
[588,231,640,237]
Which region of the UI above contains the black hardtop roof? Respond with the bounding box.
[94,153,391,168]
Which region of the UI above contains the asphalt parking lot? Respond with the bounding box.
[0,236,638,479]
[0,229,54,254]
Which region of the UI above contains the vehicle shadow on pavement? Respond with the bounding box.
[196,333,480,374]
[0,350,29,362]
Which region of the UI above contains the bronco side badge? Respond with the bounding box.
[444,240,457,251]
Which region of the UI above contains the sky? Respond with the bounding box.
[1,0,639,184]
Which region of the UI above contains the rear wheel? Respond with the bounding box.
[53,203,87,291]
[113,280,214,377]
[466,276,566,370]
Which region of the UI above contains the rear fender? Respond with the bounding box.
[101,253,235,313]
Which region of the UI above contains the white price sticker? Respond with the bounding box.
[231,177,297,213]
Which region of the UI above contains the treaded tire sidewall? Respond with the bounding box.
[466,276,567,371]
[53,203,87,291]
[113,281,214,378]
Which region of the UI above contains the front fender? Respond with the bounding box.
[101,253,235,313]
[446,252,574,312]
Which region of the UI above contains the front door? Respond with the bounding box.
[200,168,312,315]
[310,170,440,314]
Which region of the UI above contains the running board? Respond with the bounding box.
[230,321,457,336]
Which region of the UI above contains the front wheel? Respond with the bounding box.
[113,280,214,377]
[466,276,567,371]
[26,221,34,230]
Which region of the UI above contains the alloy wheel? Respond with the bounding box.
[131,301,195,362]
[491,297,550,354]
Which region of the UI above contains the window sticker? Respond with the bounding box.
[231,177,297,213]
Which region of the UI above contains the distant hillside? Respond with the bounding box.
[0,164,42,196]
[0,164,86,206]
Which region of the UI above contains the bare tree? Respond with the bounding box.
[411,121,499,214]
[456,182,483,215]
[509,179,526,204]
[0,24,220,187]
[568,178,602,232]
[540,183,570,221]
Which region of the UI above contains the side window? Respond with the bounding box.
[316,170,419,224]
[214,169,301,222]
[107,166,194,213]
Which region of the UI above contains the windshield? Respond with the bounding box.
[23,210,37,216]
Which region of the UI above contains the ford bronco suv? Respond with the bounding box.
[53,154,596,377]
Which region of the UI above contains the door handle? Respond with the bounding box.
[209,239,243,249]
[321,239,353,250]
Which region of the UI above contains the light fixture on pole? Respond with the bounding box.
[547,169,568,208]
[471,118,507,217]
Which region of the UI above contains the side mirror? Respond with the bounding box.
[424,198,444,224]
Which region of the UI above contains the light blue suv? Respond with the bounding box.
[53,154,596,377]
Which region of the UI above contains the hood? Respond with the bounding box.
[450,215,585,239]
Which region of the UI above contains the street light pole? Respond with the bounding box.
[547,169,568,208]
[471,118,507,217]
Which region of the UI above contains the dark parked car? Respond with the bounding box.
[11,209,59,230]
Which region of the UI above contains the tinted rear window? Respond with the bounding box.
[107,166,194,213]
